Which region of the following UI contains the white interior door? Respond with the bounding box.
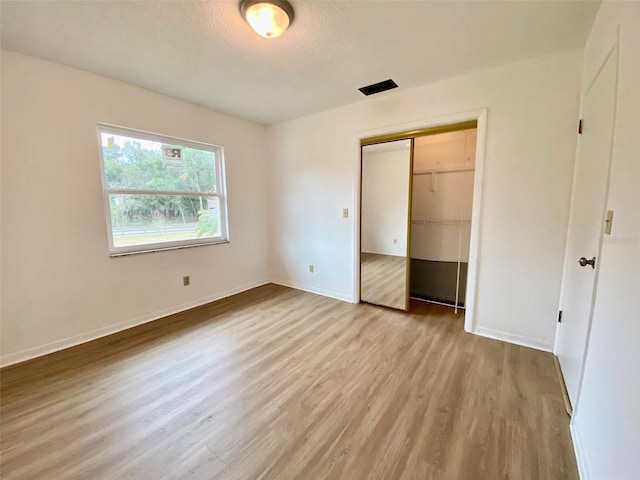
[556,47,618,408]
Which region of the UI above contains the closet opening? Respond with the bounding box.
[359,120,478,315]
[410,126,476,313]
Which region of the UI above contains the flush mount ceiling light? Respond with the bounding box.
[239,0,294,38]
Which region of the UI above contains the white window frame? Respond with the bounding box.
[97,123,229,256]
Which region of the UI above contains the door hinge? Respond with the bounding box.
[605,210,614,235]
[578,119,583,134]
[558,310,563,323]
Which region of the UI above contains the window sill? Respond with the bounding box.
[109,239,230,257]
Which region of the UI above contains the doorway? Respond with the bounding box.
[555,42,619,411]
[358,118,481,318]
[410,127,477,313]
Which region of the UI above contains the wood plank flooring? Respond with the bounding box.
[361,252,407,310]
[0,284,578,480]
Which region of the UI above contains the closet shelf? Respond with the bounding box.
[414,166,475,175]
[412,219,471,226]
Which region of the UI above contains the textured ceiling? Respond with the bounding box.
[0,1,599,125]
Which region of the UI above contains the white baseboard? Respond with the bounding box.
[271,280,354,303]
[2,281,553,367]
[472,326,553,352]
[571,422,590,480]
[0,280,269,368]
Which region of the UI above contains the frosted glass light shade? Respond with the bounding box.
[240,0,294,38]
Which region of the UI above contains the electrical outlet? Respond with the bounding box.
[343,208,349,218]
[183,275,190,286]
[309,264,314,273]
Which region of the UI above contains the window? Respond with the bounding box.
[97,124,228,255]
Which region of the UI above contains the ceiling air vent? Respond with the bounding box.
[358,79,398,96]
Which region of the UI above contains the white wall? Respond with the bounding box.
[570,3,640,479]
[0,50,270,365]
[411,174,473,263]
[361,146,410,256]
[413,129,476,172]
[268,49,583,349]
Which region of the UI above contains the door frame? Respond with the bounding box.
[553,31,620,417]
[352,108,488,332]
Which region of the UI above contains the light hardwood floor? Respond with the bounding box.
[0,284,577,480]
[361,252,407,310]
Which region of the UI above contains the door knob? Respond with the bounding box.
[579,257,596,268]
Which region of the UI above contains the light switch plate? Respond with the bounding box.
[343,208,349,218]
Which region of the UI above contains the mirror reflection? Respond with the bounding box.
[360,139,412,310]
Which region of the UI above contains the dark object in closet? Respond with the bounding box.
[410,259,468,306]
[358,79,398,96]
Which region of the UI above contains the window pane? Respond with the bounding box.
[100,132,217,193]
[109,194,222,248]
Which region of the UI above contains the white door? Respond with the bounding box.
[556,47,618,408]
